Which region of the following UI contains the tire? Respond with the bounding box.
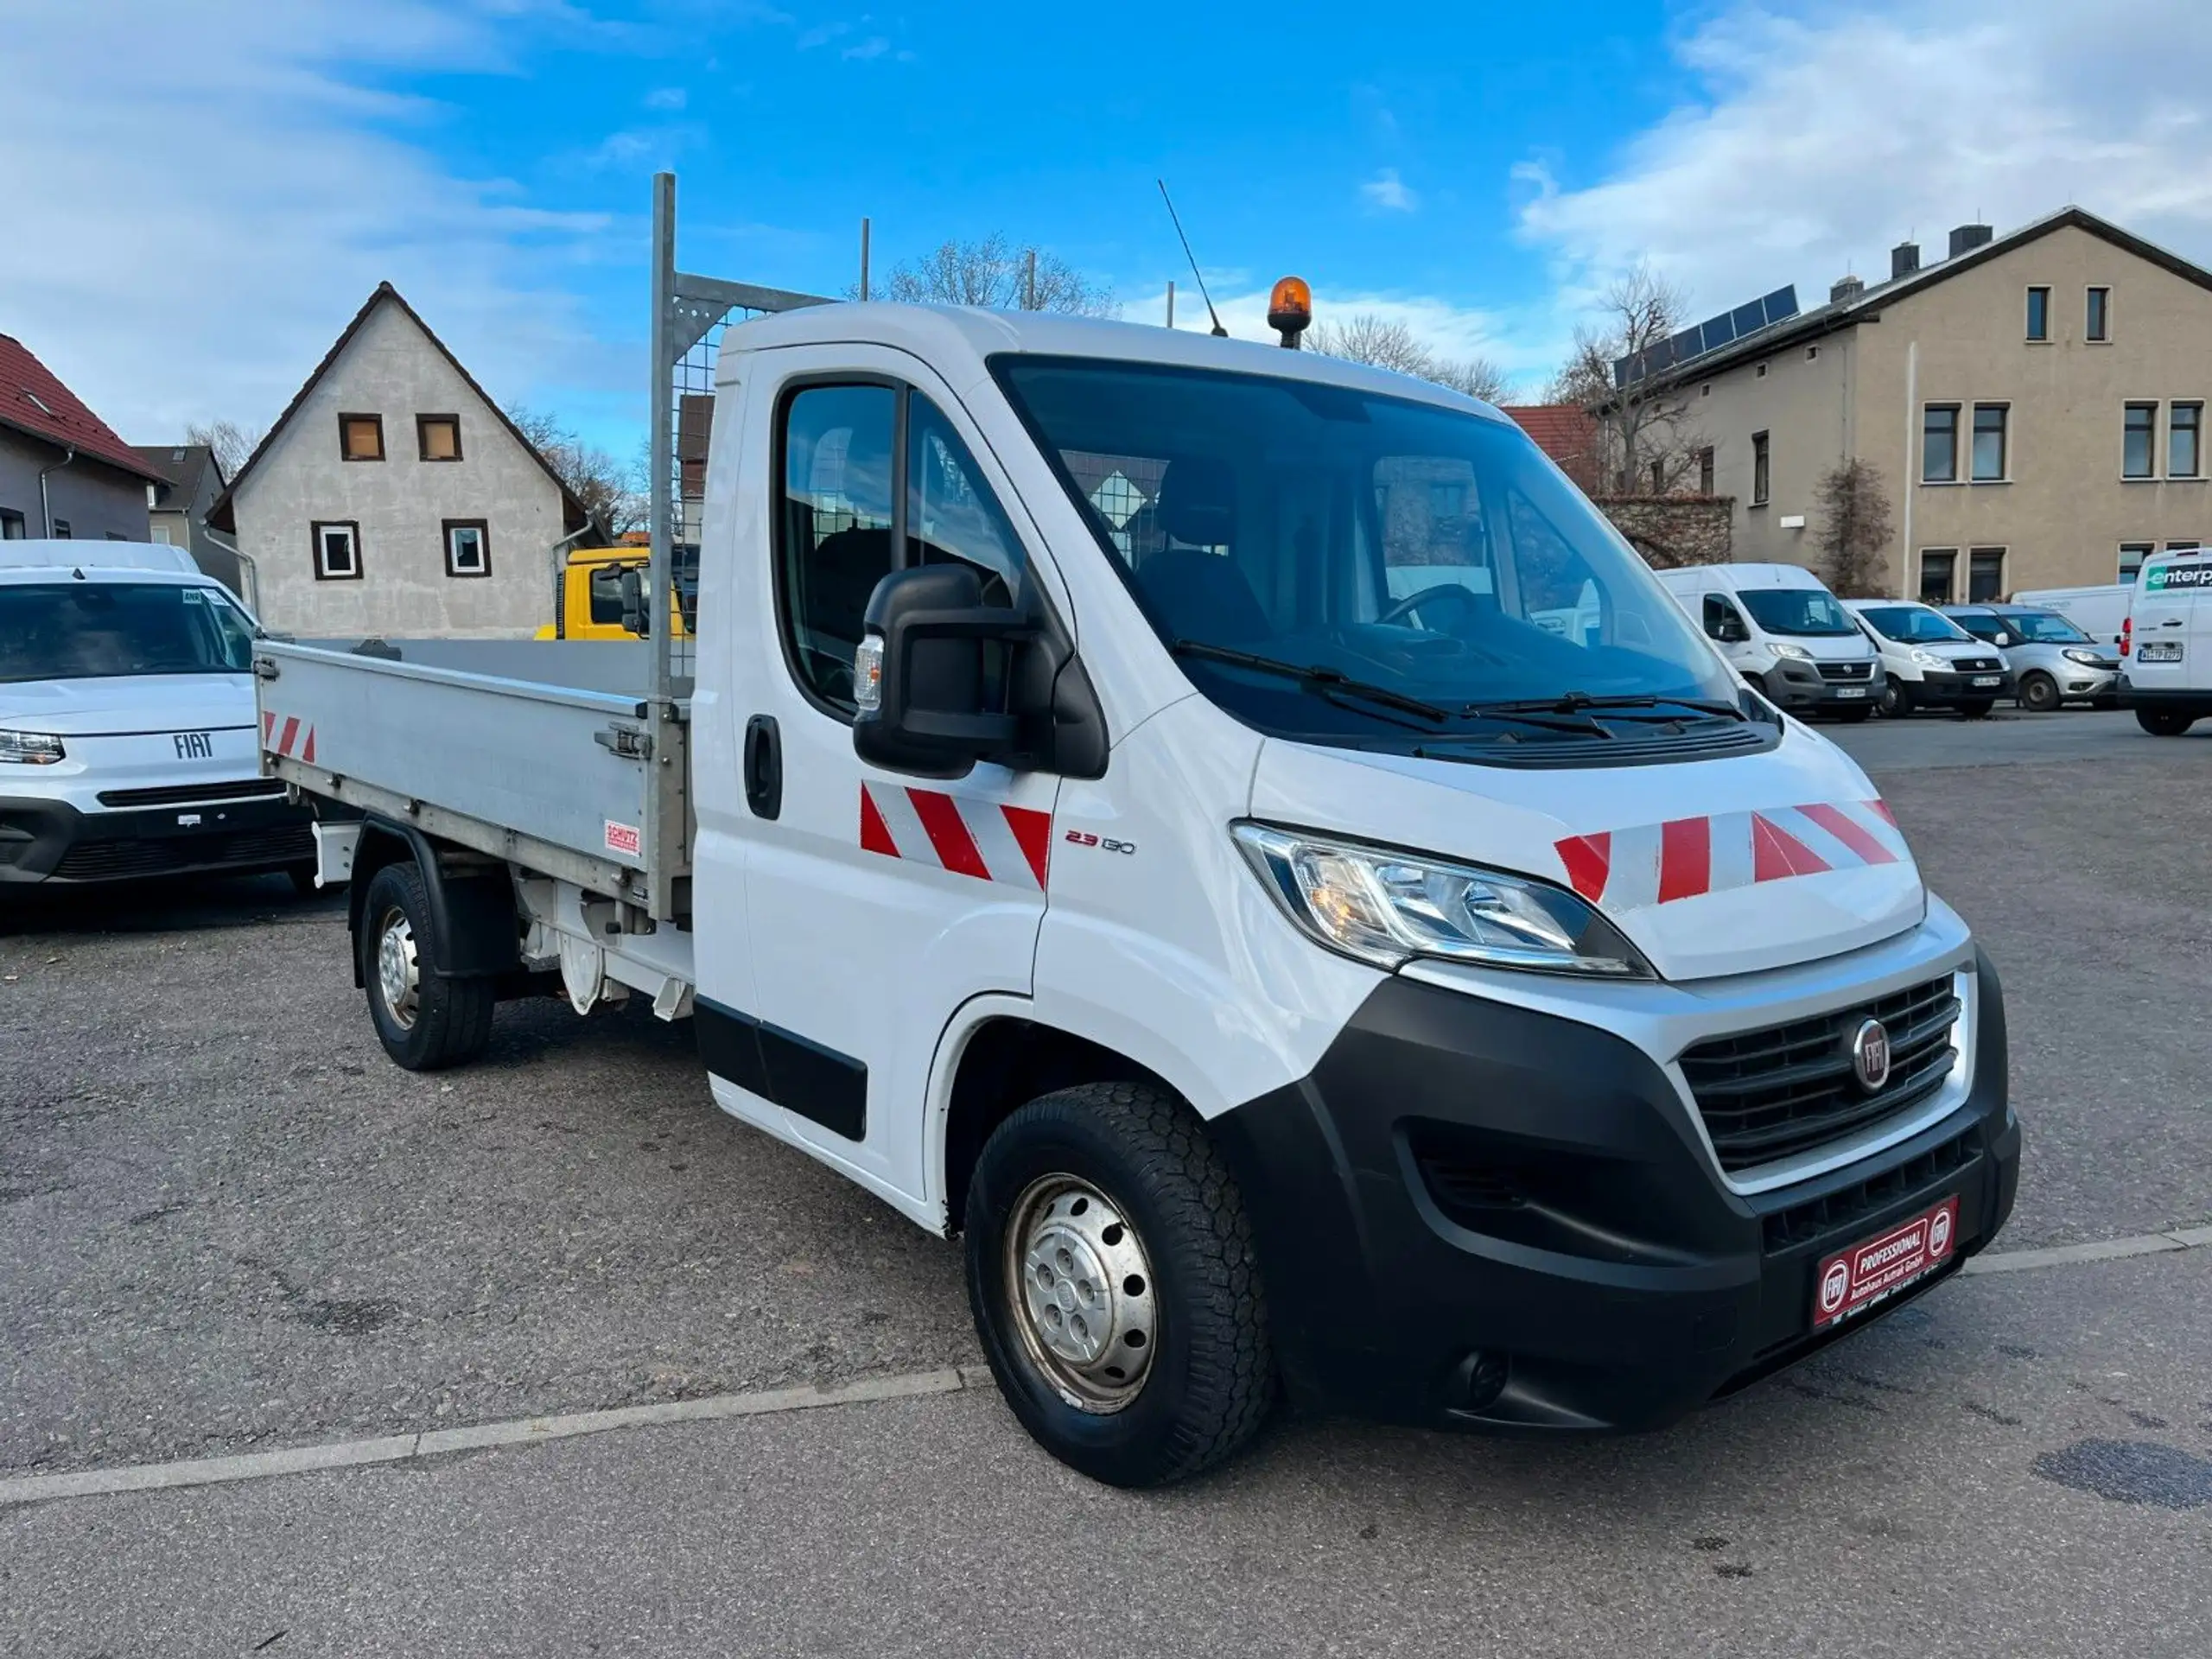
[2136,708,2198,737]
[963,1081,1273,1487]
[359,860,496,1071]
[2018,672,2060,714]
[1878,681,1912,718]
[1959,699,1996,719]
[1833,705,1874,723]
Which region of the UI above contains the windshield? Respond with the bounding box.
[2000,611,2091,645]
[1857,605,1973,645]
[0,582,257,683]
[994,357,1738,748]
[1737,587,1857,636]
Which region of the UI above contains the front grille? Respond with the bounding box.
[54,823,313,881]
[97,779,288,809]
[1681,976,1961,1175]
[1954,657,2000,673]
[1815,661,1873,682]
[1760,1126,1978,1252]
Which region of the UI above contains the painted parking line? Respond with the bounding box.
[4,1227,2208,1511]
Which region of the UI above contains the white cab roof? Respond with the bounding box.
[718,302,1512,421]
[0,539,200,575]
[1710,563,1833,590]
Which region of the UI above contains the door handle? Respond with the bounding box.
[743,715,782,820]
[2159,619,2184,627]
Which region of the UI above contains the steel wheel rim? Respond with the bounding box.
[1003,1173,1157,1414]
[375,906,421,1031]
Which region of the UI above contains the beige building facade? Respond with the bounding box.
[1649,210,2212,601]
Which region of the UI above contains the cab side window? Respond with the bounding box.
[907,395,1027,609]
[588,564,627,626]
[1703,593,1746,641]
[778,385,897,714]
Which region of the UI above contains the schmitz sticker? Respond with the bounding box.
[604,820,644,859]
[1812,1195,1958,1329]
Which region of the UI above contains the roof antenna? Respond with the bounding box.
[1158,180,1228,337]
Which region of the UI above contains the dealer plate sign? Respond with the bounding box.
[1813,1195,1958,1329]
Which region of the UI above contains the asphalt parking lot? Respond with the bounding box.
[4,708,2209,1656]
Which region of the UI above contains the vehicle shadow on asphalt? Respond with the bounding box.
[0,873,343,939]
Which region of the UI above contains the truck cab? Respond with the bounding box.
[2,540,319,887]
[536,543,695,641]
[264,301,2017,1488]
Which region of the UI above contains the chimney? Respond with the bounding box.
[1891,240,1921,279]
[1948,222,1994,258]
[1830,274,1866,306]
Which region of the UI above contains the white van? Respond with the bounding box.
[2119,547,2212,734]
[1840,599,2015,718]
[2009,582,2131,649]
[0,540,320,888]
[1655,563,1884,721]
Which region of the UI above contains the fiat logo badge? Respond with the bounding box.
[1850,1017,1892,1093]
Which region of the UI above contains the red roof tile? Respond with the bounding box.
[1501,404,1598,465]
[0,334,169,484]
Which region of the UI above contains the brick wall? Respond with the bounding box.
[1592,495,1734,569]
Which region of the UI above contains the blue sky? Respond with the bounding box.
[5,0,2211,455]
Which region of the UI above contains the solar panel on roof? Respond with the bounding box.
[1611,283,1806,387]
[1763,286,1800,322]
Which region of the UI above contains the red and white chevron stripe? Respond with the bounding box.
[262,710,317,765]
[860,783,1052,889]
[1555,799,1904,911]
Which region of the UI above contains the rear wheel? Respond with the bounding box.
[2018,671,2060,713]
[2137,708,2198,737]
[360,861,496,1070]
[964,1081,1273,1487]
[1960,699,1996,719]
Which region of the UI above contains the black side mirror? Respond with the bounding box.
[1708,615,1746,644]
[853,563,1035,775]
[619,568,650,637]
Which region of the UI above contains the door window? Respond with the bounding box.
[907,395,1027,609]
[777,384,897,714]
[1702,593,1746,641]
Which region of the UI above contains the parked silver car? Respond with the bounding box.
[1943,605,2121,712]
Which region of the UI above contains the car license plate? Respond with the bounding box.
[1813,1195,1959,1329]
[2139,642,2184,663]
[1834,686,1866,699]
[1971,675,2000,687]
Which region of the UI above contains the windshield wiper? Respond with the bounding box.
[1169,640,1452,724]
[1467,690,1748,722]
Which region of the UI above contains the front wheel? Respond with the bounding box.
[1832,705,1874,723]
[1878,681,1912,718]
[1959,699,1996,719]
[964,1082,1274,1487]
[2137,707,2198,737]
[359,861,496,1070]
[2018,671,2060,714]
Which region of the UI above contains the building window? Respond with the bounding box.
[417,415,463,462]
[340,413,385,461]
[1648,459,1664,493]
[312,520,362,580]
[2025,287,2050,341]
[1751,431,1770,505]
[1971,404,2008,481]
[1967,547,2005,602]
[2167,539,2202,552]
[0,510,24,539]
[443,519,490,577]
[52,519,71,539]
[1923,404,1960,482]
[1755,363,1769,379]
[2171,402,2202,479]
[2120,542,2153,582]
[1428,481,1464,519]
[149,524,174,545]
[1805,346,1820,362]
[2124,403,2158,478]
[2086,287,2111,342]
[1918,548,1957,605]
[1697,447,1715,495]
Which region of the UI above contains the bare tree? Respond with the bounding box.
[506,405,646,538]
[1305,313,1510,404]
[1814,459,1893,596]
[873,234,1117,316]
[185,419,264,480]
[1545,263,1704,496]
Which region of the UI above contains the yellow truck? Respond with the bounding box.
[536,543,693,640]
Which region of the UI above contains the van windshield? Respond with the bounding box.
[0,582,257,683]
[2002,611,2091,644]
[1856,605,1973,645]
[994,357,1740,750]
[1736,587,1857,636]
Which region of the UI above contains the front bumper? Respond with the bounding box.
[0,791,315,886]
[1910,669,2015,706]
[1762,658,1880,712]
[1209,950,2017,1433]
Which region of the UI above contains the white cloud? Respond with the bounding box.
[643,86,688,111]
[0,0,613,444]
[1359,168,1418,214]
[1516,0,2212,321]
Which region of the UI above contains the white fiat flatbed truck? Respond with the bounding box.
[259,223,2018,1488]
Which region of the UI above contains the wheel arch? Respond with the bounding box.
[346,816,520,986]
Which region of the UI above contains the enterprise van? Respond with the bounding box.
[2120,546,2212,734]
[0,540,319,888]
[1656,563,1883,720]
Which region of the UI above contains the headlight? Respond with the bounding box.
[1908,648,1947,669]
[1770,643,1814,661]
[2063,648,2104,666]
[1231,823,1653,978]
[0,729,66,766]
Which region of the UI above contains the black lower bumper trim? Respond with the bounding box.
[0,791,315,886]
[1206,950,2016,1435]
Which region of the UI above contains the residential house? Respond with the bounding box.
[1629,207,2212,601]
[132,443,244,598]
[208,283,592,637]
[0,333,164,543]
